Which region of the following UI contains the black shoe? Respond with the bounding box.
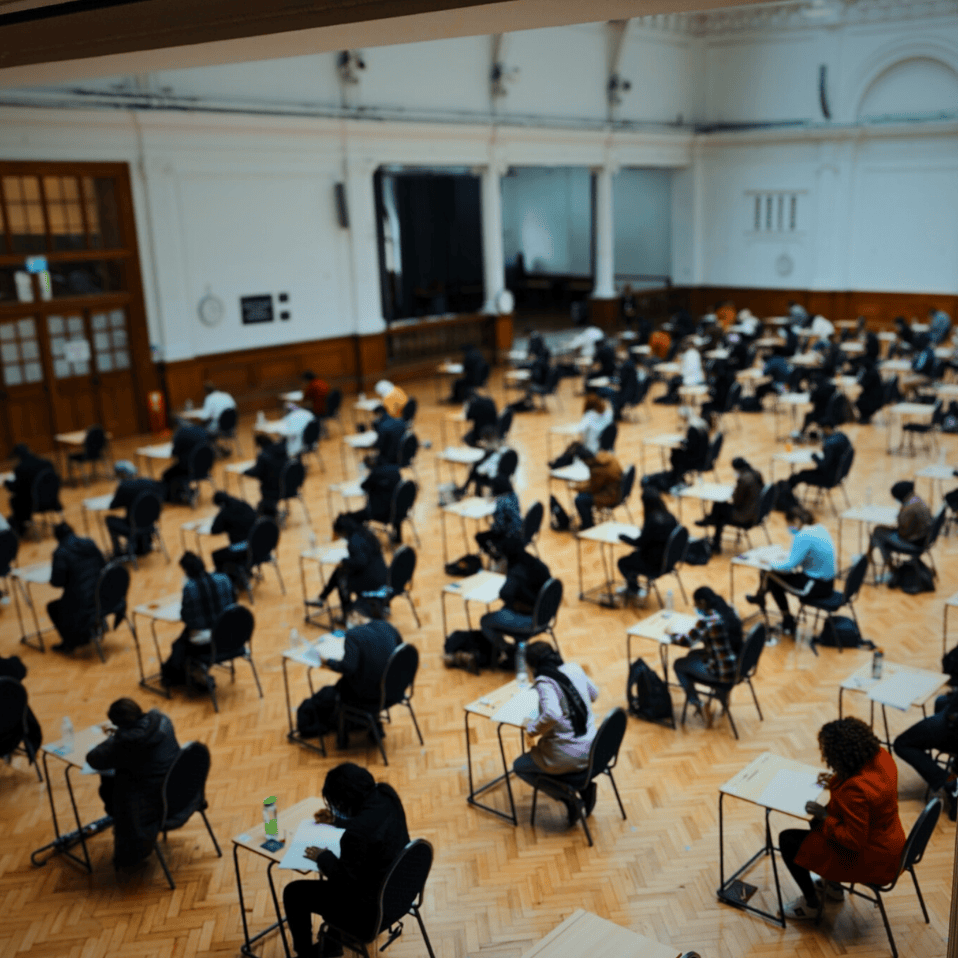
[565,800,580,827]
[51,643,76,654]
[780,617,797,636]
[317,937,344,958]
[711,538,722,556]
[694,517,710,527]
[745,593,765,608]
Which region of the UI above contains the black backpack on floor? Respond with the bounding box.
[549,494,571,531]
[812,615,874,650]
[627,658,673,722]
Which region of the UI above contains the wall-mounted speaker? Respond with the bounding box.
[334,182,349,229]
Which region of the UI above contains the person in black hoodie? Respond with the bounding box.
[0,654,42,759]
[209,490,258,578]
[162,422,209,504]
[85,698,180,869]
[105,463,166,558]
[618,489,678,596]
[338,461,403,543]
[5,443,61,537]
[309,514,388,619]
[787,424,852,491]
[283,763,410,958]
[462,391,498,448]
[480,537,551,665]
[47,521,106,653]
[855,361,885,424]
[450,343,487,403]
[244,434,288,516]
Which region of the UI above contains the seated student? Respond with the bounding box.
[279,403,317,458]
[450,344,486,403]
[606,356,641,420]
[800,379,837,436]
[309,514,388,619]
[928,306,952,346]
[894,688,958,820]
[892,315,916,355]
[587,337,618,383]
[511,642,599,826]
[475,476,522,561]
[694,456,763,554]
[746,506,835,637]
[617,489,678,596]
[160,552,235,688]
[566,325,604,361]
[106,462,166,558]
[777,717,906,921]
[85,698,180,870]
[374,378,407,419]
[669,586,742,712]
[701,360,735,420]
[457,426,514,499]
[480,538,551,667]
[855,361,884,424]
[282,763,409,958]
[548,395,614,469]
[198,381,236,433]
[665,408,712,487]
[47,521,106,653]
[367,405,406,467]
[338,460,402,544]
[301,369,329,418]
[0,654,42,758]
[571,445,623,531]
[868,480,932,580]
[755,352,792,402]
[209,490,258,579]
[162,422,209,505]
[462,391,498,448]
[5,443,61,537]
[655,338,703,405]
[787,423,851,491]
[512,350,553,412]
[244,434,288,516]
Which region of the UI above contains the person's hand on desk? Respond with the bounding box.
[805,800,828,821]
[304,846,323,861]
[314,808,336,825]
[815,771,832,788]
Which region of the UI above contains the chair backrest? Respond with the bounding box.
[477,360,491,387]
[736,623,767,680]
[894,798,941,880]
[661,525,689,576]
[755,483,776,525]
[188,444,214,481]
[599,422,617,451]
[247,517,280,566]
[301,417,321,452]
[837,445,855,484]
[161,741,212,828]
[842,553,869,603]
[0,676,28,745]
[388,545,416,595]
[544,366,561,393]
[32,468,60,512]
[496,407,513,440]
[381,642,419,710]
[375,839,435,940]
[398,431,418,467]
[618,464,636,507]
[391,479,417,525]
[280,458,306,498]
[522,502,544,546]
[210,603,255,661]
[96,561,131,620]
[724,381,742,413]
[531,577,563,631]
[83,425,107,458]
[217,407,238,434]
[584,707,628,781]
[497,448,518,480]
[704,432,724,471]
[324,388,343,420]
[401,397,417,423]
[0,528,19,575]
[924,506,947,552]
[131,491,162,531]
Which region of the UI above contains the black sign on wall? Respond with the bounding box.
[240,294,274,325]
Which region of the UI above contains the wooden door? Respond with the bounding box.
[0,314,55,452]
[45,310,102,433]
[89,306,139,436]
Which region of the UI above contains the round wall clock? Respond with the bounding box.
[198,293,225,327]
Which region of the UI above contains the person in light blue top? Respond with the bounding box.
[746,506,836,637]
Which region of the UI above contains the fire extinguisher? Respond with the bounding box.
[147,390,168,435]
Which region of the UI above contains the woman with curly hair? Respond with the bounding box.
[778,717,906,921]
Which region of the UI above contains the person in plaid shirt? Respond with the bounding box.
[669,586,742,709]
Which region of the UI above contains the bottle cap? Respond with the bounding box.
[264,796,277,805]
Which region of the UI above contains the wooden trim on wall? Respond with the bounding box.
[679,287,958,330]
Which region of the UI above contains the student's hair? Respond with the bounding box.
[641,488,670,516]
[53,521,74,542]
[12,443,29,458]
[323,762,377,817]
[203,381,216,394]
[785,506,812,526]
[213,490,228,506]
[179,551,206,578]
[525,641,563,676]
[731,457,750,472]
[332,513,362,537]
[583,394,605,414]
[891,480,914,501]
[818,717,880,782]
[302,370,316,381]
[107,697,144,729]
[254,434,273,450]
[692,586,743,653]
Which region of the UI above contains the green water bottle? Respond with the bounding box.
[263,796,278,836]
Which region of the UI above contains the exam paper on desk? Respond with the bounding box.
[490,688,540,726]
[279,819,345,871]
[758,769,824,817]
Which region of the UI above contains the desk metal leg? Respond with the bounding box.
[234,844,290,958]
[283,659,326,756]
[464,712,519,825]
[267,859,293,958]
[131,613,171,698]
[15,579,47,652]
[576,535,584,600]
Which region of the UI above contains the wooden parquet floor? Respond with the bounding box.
[1,368,956,958]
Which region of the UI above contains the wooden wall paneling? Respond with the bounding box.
[494,312,514,360]
[589,297,619,330]
[356,331,387,390]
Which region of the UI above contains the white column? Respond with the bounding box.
[345,157,386,336]
[592,165,615,299]
[480,163,506,314]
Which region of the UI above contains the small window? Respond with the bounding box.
[747,191,802,234]
[0,317,44,388]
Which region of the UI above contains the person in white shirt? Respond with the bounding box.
[736,309,760,337]
[809,315,835,343]
[680,341,705,386]
[548,395,614,469]
[566,325,605,361]
[281,403,316,458]
[199,382,236,431]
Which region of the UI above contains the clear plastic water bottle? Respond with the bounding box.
[256,410,265,426]
[263,796,278,836]
[61,716,75,753]
[515,640,529,690]
[865,486,872,506]
[664,589,674,619]
[308,530,317,551]
[289,627,303,651]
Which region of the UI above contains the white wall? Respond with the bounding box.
[613,168,673,281]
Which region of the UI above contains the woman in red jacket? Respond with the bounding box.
[779,716,906,921]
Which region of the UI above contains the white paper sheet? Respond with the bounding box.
[490,688,540,727]
[757,769,823,816]
[278,819,345,872]
[869,671,943,711]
